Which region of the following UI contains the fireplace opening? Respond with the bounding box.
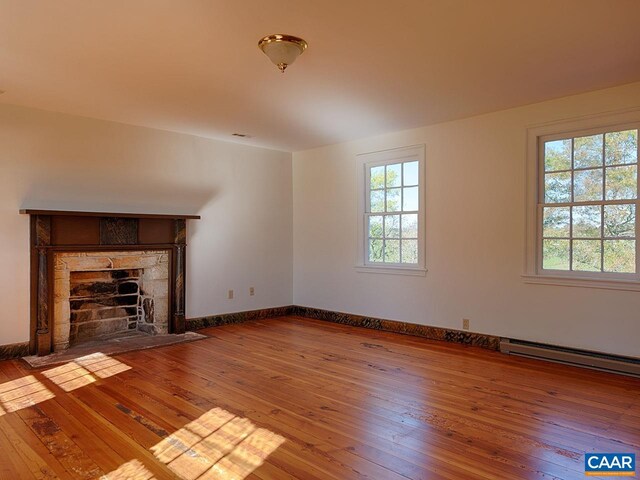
[52,250,171,351]
[69,269,151,345]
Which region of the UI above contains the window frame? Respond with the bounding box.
[356,144,427,276]
[524,108,640,291]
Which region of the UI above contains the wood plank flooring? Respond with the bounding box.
[0,316,638,479]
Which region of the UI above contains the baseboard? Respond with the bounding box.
[186,306,295,330]
[186,305,500,350]
[290,306,501,350]
[0,341,30,361]
[131,305,637,372]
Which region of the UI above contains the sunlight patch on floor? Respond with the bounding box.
[76,352,132,379]
[151,407,285,480]
[42,353,131,392]
[203,427,286,480]
[101,459,155,480]
[0,375,55,415]
[42,362,96,392]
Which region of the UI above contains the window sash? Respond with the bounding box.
[364,211,419,266]
[357,145,426,272]
[364,161,420,265]
[536,125,640,279]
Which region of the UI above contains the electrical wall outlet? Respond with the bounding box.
[249,287,255,296]
[228,289,234,299]
[462,318,470,330]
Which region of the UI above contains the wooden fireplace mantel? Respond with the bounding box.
[21,209,200,356]
[20,209,201,220]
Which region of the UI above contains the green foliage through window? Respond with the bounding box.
[367,161,420,264]
[541,128,638,274]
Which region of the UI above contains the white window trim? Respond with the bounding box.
[356,144,427,275]
[524,107,640,291]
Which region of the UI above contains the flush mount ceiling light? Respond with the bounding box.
[258,34,308,73]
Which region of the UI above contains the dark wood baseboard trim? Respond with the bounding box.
[1,307,496,362]
[186,305,500,351]
[291,306,501,351]
[186,306,294,330]
[0,341,30,361]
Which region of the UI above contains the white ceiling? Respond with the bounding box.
[1,1,639,152]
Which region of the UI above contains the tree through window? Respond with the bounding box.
[357,145,425,273]
[541,128,638,274]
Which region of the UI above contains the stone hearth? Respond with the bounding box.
[54,250,169,351]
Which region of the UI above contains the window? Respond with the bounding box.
[525,110,640,290]
[356,145,426,275]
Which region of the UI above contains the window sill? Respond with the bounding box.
[356,265,427,276]
[521,274,640,292]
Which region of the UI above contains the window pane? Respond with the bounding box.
[574,169,603,202]
[386,188,401,212]
[403,161,419,186]
[572,240,601,272]
[369,239,384,262]
[603,240,635,273]
[605,130,637,166]
[544,171,571,203]
[543,207,570,238]
[574,134,603,169]
[403,186,418,211]
[370,166,385,190]
[386,163,401,188]
[572,205,601,238]
[370,190,385,213]
[544,139,571,172]
[384,239,400,263]
[401,240,418,264]
[604,204,636,238]
[368,216,383,238]
[384,215,400,238]
[401,214,418,238]
[539,129,639,277]
[605,164,637,200]
[543,239,570,270]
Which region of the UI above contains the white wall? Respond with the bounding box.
[293,82,640,358]
[3,83,639,357]
[0,104,292,345]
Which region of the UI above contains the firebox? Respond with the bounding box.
[53,250,170,350]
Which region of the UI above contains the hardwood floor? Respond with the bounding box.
[0,316,638,479]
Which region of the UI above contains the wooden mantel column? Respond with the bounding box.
[173,219,187,335]
[34,215,52,356]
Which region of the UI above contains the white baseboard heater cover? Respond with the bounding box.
[500,339,640,377]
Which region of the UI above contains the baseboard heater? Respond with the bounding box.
[500,339,640,377]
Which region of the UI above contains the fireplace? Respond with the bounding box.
[21,210,200,356]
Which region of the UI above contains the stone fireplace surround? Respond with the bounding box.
[21,209,200,356]
[54,250,170,351]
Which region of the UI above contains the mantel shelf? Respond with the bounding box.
[19,209,200,220]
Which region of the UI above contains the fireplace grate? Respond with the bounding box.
[68,269,148,345]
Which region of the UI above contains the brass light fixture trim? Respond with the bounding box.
[258,34,308,73]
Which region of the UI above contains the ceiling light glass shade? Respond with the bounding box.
[258,34,308,73]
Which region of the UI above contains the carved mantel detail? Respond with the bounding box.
[21,209,200,356]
